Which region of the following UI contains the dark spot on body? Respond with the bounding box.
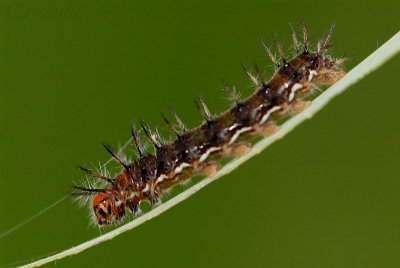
[117,211,125,221]
[98,208,107,218]
[130,205,138,214]
[181,150,188,159]
[210,135,218,143]
[257,85,270,98]
[240,117,250,125]
[180,149,193,161]
[271,96,281,106]
[206,121,214,128]
[235,104,244,112]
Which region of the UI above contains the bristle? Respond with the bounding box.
[316,30,326,53]
[289,22,299,53]
[241,64,260,86]
[194,99,209,121]
[70,192,97,197]
[253,63,265,85]
[169,108,187,132]
[221,79,239,104]
[161,113,182,140]
[78,166,115,184]
[140,120,162,152]
[72,186,105,193]
[334,57,349,65]
[131,122,145,159]
[273,36,286,64]
[198,96,212,120]
[102,143,130,171]
[300,18,308,54]
[320,23,335,54]
[261,39,280,68]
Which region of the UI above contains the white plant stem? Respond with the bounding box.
[20,31,400,268]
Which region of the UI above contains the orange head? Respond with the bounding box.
[91,192,115,225]
[91,190,130,225]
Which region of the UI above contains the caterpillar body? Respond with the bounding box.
[73,21,346,226]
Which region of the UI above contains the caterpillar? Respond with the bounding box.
[72,20,347,226]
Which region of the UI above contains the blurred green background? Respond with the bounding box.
[1,0,399,267]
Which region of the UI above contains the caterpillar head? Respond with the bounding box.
[92,192,115,225]
[92,189,128,226]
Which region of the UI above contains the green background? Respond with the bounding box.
[1,1,399,267]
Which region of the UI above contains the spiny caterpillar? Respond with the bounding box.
[72,20,347,226]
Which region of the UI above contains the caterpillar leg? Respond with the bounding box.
[260,123,281,136]
[203,161,222,177]
[232,142,252,156]
[289,100,312,114]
